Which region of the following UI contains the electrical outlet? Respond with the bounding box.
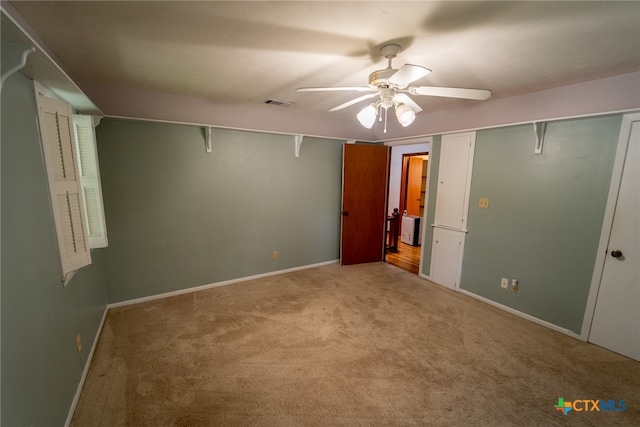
[478,198,490,208]
[272,251,278,260]
[76,333,82,353]
[500,277,509,289]
[511,279,519,293]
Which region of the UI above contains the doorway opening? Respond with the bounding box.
[386,152,429,274]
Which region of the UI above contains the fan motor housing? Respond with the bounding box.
[369,68,397,87]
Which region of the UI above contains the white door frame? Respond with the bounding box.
[383,137,433,274]
[580,112,640,340]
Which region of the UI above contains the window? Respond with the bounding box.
[34,82,107,285]
[73,114,108,248]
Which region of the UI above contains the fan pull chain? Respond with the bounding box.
[384,107,388,133]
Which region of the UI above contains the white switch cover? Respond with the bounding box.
[501,278,509,289]
[479,198,490,208]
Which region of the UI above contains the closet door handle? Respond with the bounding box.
[610,249,623,258]
[341,211,349,217]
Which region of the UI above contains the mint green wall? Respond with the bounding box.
[460,116,620,332]
[420,136,440,277]
[96,119,343,303]
[1,65,108,424]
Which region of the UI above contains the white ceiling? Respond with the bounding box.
[5,1,640,127]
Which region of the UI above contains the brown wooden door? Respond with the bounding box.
[405,156,424,216]
[341,144,390,265]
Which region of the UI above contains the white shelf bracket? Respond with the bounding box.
[91,115,103,127]
[0,47,35,90]
[534,122,546,154]
[294,134,304,157]
[205,126,212,153]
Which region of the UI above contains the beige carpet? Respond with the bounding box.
[72,262,640,426]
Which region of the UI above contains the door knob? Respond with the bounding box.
[341,211,349,217]
[610,249,623,258]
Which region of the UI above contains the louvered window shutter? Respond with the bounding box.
[73,115,108,248]
[35,86,91,283]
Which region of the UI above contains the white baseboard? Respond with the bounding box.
[457,288,583,341]
[417,273,583,340]
[108,260,339,309]
[64,305,109,427]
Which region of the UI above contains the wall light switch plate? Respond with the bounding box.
[479,198,490,208]
[501,278,509,289]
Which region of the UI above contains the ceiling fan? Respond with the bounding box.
[297,44,491,131]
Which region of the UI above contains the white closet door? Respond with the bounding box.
[434,132,475,230]
[589,119,639,361]
[430,132,475,289]
[431,228,463,289]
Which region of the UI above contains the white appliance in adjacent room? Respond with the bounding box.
[401,215,421,246]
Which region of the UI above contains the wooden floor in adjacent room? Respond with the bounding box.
[385,241,421,274]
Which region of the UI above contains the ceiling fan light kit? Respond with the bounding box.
[395,103,416,127]
[357,104,378,129]
[297,44,492,131]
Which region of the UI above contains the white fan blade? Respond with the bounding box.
[394,93,422,113]
[329,93,379,112]
[409,86,491,100]
[297,86,373,92]
[388,64,431,88]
